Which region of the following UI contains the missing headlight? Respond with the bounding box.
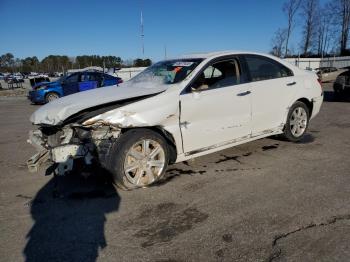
[74,127,92,141]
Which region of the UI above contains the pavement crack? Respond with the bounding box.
[267,214,350,262]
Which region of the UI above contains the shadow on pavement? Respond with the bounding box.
[23,170,120,262]
[323,91,350,102]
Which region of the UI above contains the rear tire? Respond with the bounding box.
[106,129,170,190]
[283,101,310,142]
[45,92,59,103]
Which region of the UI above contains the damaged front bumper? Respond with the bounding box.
[26,124,121,176]
[27,150,50,173]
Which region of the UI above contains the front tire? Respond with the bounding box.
[106,129,170,190]
[283,101,310,142]
[45,92,60,103]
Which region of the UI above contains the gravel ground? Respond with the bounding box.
[0,83,349,262]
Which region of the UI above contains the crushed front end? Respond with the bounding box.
[26,123,121,176]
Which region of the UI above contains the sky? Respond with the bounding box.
[0,0,307,62]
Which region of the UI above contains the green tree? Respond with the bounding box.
[133,58,152,67]
[21,56,39,72]
[0,53,15,71]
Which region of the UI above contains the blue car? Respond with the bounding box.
[28,71,123,104]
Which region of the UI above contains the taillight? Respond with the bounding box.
[317,78,322,87]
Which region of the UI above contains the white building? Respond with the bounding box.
[284,56,350,70]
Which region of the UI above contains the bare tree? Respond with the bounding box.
[271,28,288,57]
[326,0,350,54]
[313,1,347,56]
[283,0,302,57]
[300,0,318,55]
[339,0,350,54]
[314,8,331,56]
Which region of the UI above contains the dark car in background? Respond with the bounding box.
[28,71,123,104]
[334,70,350,99]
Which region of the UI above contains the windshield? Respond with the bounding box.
[129,59,203,85]
[57,73,74,83]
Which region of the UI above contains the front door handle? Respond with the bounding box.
[287,81,296,86]
[237,91,251,96]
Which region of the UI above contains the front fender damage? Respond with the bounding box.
[83,109,147,128]
[27,99,180,176]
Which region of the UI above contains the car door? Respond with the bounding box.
[180,57,252,154]
[244,55,298,136]
[78,72,99,91]
[61,73,80,96]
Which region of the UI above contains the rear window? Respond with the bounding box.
[103,74,116,80]
[245,55,293,81]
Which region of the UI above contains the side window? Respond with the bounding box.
[192,59,242,91]
[88,73,100,81]
[203,66,222,79]
[81,73,89,82]
[245,55,293,82]
[82,73,101,82]
[65,73,79,84]
[103,74,115,80]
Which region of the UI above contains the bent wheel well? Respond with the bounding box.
[296,98,313,116]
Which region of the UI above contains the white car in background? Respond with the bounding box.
[316,67,346,82]
[27,51,323,189]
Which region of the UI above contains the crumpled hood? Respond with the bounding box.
[30,83,167,126]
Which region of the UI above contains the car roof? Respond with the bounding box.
[178,50,307,75]
[181,50,275,60]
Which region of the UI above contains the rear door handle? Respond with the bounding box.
[237,91,251,96]
[287,81,296,86]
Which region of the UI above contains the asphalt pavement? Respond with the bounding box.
[0,83,349,262]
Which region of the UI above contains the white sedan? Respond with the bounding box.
[27,51,323,189]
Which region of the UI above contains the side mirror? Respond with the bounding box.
[191,86,200,93]
[192,84,208,92]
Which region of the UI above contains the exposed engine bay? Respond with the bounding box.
[27,123,121,176]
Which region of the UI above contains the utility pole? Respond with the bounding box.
[164,44,167,60]
[141,10,145,58]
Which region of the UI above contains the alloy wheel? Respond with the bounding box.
[289,107,308,137]
[46,93,59,102]
[123,139,166,186]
